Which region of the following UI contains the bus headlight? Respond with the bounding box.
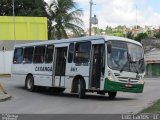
[138,80,145,84]
[108,71,114,81]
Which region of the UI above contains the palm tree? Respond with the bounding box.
[47,0,84,40]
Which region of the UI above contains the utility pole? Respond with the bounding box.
[136,5,138,29]
[12,0,16,44]
[89,0,93,36]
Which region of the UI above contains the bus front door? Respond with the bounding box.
[53,47,68,87]
[90,44,105,89]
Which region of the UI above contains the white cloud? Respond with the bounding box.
[77,0,160,29]
[44,0,160,29]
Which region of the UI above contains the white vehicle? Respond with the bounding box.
[11,36,145,98]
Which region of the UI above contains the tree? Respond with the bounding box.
[105,26,112,35]
[154,28,160,39]
[115,25,126,32]
[126,32,134,39]
[133,25,141,29]
[47,0,84,40]
[92,27,99,35]
[0,0,47,16]
[135,33,148,42]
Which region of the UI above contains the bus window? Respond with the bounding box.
[68,43,74,63]
[74,42,91,63]
[23,47,34,64]
[45,45,54,63]
[13,48,23,64]
[33,46,45,63]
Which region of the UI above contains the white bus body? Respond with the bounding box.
[11,36,145,98]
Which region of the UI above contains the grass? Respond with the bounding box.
[141,99,160,113]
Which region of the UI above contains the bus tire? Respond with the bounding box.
[78,79,86,99]
[25,75,35,92]
[108,91,117,98]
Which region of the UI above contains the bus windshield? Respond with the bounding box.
[107,40,145,73]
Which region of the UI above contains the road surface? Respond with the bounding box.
[0,77,160,114]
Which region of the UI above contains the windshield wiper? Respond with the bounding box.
[139,58,144,65]
[120,61,128,73]
[138,58,145,72]
[120,52,140,74]
[131,62,140,74]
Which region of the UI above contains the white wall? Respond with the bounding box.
[0,51,13,74]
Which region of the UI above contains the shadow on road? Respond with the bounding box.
[15,86,136,101]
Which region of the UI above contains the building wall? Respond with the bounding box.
[0,16,48,74]
[0,16,48,40]
[145,48,160,77]
[0,51,13,74]
[146,64,160,77]
[145,48,160,62]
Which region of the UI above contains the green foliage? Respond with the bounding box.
[93,27,104,35]
[0,0,47,17]
[135,33,148,42]
[147,30,154,38]
[105,25,126,37]
[115,25,126,32]
[126,32,134,39]
[47,0,84,40]
[133,25,141,29]
[154,31,160,38]
[112,32,124,37]
[0,0,84,40]
[141,99,160,113]
[105,26,112,35]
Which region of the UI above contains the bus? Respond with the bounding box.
[11,36,145,99]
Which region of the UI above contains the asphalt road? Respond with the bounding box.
[0,77,160,114]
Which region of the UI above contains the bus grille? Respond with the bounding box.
[117,77,139,83]
[120,85,137,91]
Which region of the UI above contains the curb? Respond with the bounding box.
[0,94,12,102]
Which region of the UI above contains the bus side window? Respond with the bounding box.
[33,46,45,63]
[45,45,54,63]
[74,42,91,63]
[23,47,34,64]
[68,43,74,63]
[13,48,23,64]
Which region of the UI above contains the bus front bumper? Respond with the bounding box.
[104,78,144,93]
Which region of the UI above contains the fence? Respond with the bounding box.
[0,51,13,74]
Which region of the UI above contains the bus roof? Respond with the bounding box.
[14,35,142,48]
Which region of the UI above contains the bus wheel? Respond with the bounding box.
[78,79,86,99]
[25,75,35,92]
[108,91,117,98]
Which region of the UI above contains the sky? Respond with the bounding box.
[44,0,160,30]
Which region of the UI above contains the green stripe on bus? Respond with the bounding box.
[104,78,144,93]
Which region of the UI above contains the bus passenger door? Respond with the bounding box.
[90,44,105,89]
[53,47,68,87]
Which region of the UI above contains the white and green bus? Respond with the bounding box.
[11,36,145,98]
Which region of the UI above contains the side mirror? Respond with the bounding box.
[107,43,112,53]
